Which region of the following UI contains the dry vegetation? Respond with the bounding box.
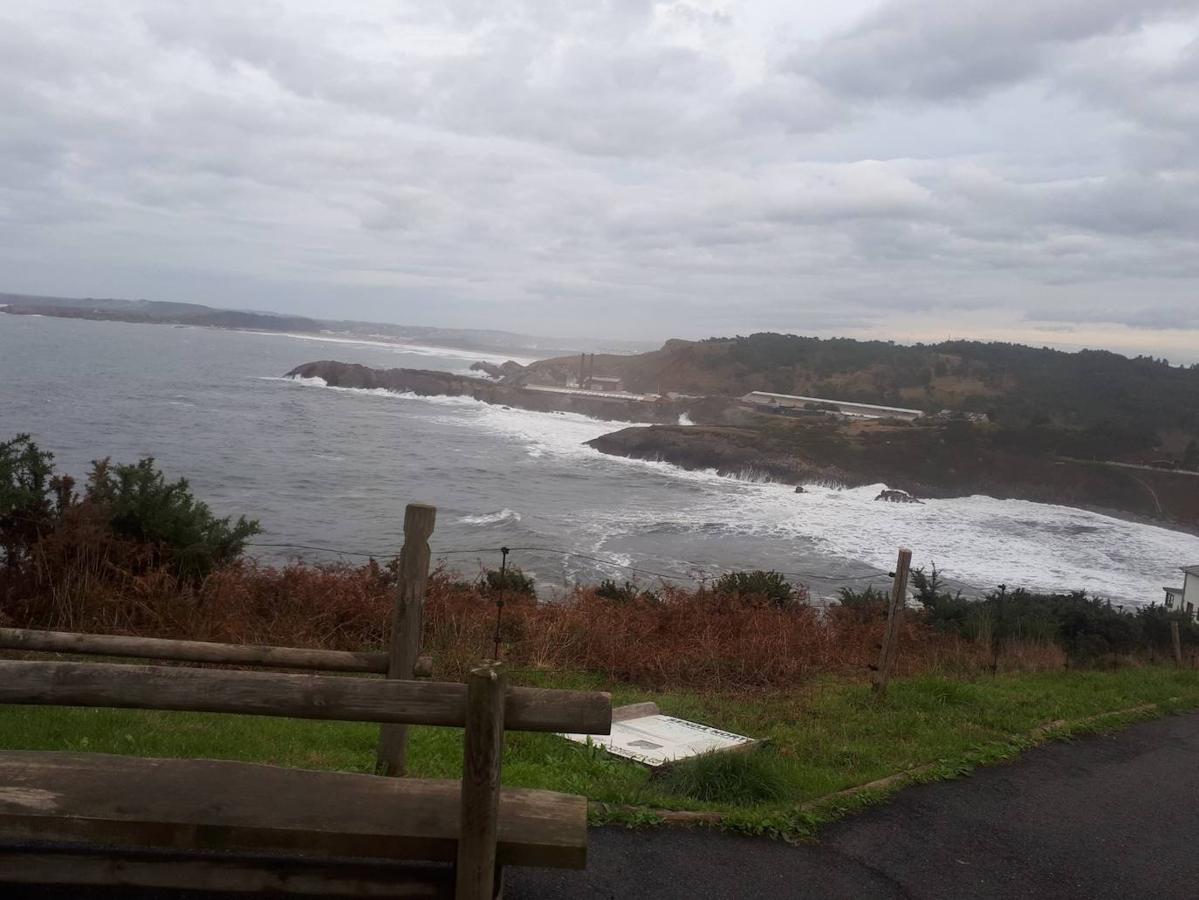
[3,548,1069,690]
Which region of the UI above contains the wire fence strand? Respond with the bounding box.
[243,539,902,587]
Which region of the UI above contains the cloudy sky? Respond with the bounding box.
[3,1,1198,359]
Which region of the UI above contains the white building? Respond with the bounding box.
[1163,565,1199,619]
[741,391,924,421]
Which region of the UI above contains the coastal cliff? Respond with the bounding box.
[283,360,728,424]
[588,423,1199,529]
[285,360,1199,530]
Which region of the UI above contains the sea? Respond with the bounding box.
[2,312,1197,606]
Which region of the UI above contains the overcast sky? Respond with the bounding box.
[3,1,1198,360]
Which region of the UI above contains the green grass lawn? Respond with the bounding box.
[3,667,1197,838]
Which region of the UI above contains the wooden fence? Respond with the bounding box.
[0,502,441,777]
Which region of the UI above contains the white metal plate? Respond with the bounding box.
[561,714,755,767]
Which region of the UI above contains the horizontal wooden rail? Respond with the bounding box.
[0,627,389,674]
[0,661,612,735]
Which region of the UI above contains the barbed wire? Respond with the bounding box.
[244,541,391,558]
[8,522,960,590]
[243,539,897,586]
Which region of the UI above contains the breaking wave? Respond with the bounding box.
[459,509,523,526]
[272,372,1199,605]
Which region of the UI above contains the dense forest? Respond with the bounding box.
[539,334,1199,465]
[722,334,1199,433]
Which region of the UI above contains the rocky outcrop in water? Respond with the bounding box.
[875,489,923,504]
[284,360,712,424]
[469,360,526,379]
[586,425,852,485]
[287,361,499,399]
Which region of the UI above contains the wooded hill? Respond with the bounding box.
[532,334,1199,464]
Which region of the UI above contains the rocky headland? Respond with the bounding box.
[283,360,734,424]
[587,423,1199,529]
[286,359,1199,531]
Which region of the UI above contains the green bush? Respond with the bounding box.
[835,585,888,608]
[595,579,659,603]
[85,457,260,581]
[481,566,536,597]
[713,570,797,608]
[1,435,259,582]
[913,563,1194,662]
[0,434,57,565]
[659,751,789,804]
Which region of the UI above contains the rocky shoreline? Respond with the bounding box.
[284,360,713,424]
[286,360,1199,531]
[587,424,1199,531]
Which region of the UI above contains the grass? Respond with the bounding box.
[3,666,1197,839]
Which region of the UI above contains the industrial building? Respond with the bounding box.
[741,391,924,421]
[588,376,624,392]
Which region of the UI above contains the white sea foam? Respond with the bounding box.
[282,375,328,387]
[622,478,1199,604]
[678,413,695,426]
[459,509,522,526]
[276,374,1199,604]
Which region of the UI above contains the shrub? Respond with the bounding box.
[713,570,798,608]
[658,751,789,804]
[835,585,888,607]
[1,435,260,595]
[596,578,637,601]
[916,571,1159,663]
[481,565,536,597]
[0,434,60,566]
[86,457,260,581]
[596,579,659,603]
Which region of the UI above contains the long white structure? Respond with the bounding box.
[741,391,924,421]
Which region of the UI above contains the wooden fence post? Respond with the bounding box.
[456,662,506,900]
[872,548,913,698]
[1171,620,1183,667]
[376,503,436,776]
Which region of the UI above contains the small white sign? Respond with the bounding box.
[561,714,756,767]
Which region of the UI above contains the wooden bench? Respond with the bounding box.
[0,658,612,899]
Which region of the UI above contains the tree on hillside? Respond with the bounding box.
[1184,440,1199,471]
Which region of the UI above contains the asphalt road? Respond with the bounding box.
[11,711,1199,899]
[508,710,1199,899]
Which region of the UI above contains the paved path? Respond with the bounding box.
[16,712,1199,899]
[509,711,1199,899]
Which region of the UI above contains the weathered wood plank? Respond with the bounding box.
[872,548,913,698]
[379,503,437,776]
[456,663,506,900]
[0,752,589,869]
[611,701,661,722]
[0,627,388,673]
[0,660,612,734]
[0,848,452,897]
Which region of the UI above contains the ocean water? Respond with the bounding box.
[2,313,1196,605]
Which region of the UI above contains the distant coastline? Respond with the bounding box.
[0,290,653,360]
[8,294,1199,537]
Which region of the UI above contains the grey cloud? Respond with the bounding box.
[1025,302,1199,331]
[1,0,1198,358]
[795,0,1197,101]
